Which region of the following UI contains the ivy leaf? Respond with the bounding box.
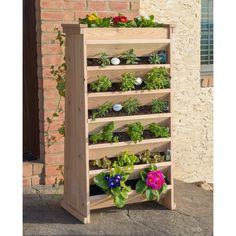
[135,180,147,194]
[146,188,155,201]
[53,112,59,117]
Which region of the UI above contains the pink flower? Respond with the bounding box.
[146,170,165,190]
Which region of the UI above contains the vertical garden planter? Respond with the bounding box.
[62,24,176,224]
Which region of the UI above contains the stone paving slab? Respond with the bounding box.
[23,180,213,236]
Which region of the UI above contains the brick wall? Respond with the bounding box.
[23,162,44,186]
[35,0,140,185]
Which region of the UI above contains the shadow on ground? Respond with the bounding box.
[23,180,213,236]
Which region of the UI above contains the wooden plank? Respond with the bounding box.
[87,39,171,45]
[89,138,171,160]
[87,90,170,110]
[88,114,171,134]
[90,185,172,210]
[89,162,172,184]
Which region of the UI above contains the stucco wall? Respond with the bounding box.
[141,0,213,182]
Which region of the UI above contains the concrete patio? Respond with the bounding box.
[23,180,213,236]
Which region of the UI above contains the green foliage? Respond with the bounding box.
[53,165,64,187]
[94,166,132,208]
[134,15,159,27]
[89,122,116,144]
[149,54,160,64]
[120,72,136,91]
[121,49,139,65]
[149,123,170,138]
[138,149,165,164]
[127,122,144,143]
[92,102,112,120]
[99,52,111,68]
[135,164,168,201]
[151,99,169,113]
[89,76,112,92]
[79,14,112,27]
[144,67,170,90]
[122,98,140,115]
[113,151,139,168]
[91,157,112,169]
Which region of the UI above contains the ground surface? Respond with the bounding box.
[23,180,213,236]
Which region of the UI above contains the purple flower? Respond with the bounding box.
[108,177,117,188]
[104,174,110,181]
[115,174,122,180]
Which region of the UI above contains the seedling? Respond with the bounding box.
[92,102,112,120]
[149,54,160,64]
[90,75,112,92]
[122,98,140,115]
[151,99,169,113]
[127,122,144,143]
[121,49,139,65]
[149,123,170,138]
[120,73,136,91]
[99,52,110,67]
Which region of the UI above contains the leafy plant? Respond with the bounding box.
[149,54,160,64]
[79,14,112,27]
[122,98,140,115]
[138,149,164,164]
[89,133,103,144]
[92,102,112,120]
[127,122,144,143]
[135,164,168,201]
[99,52,111,68]
[89,76,112,92]
[151,99,169,113]
[120,73,136,91]
[90,157,112,169]
[113,151,139,168]
[144,67,170,90]
[149,123,170,138]
[94,166,132,208]
[121,49,139,65]
[134,15,159,27]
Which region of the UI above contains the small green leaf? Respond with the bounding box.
[93,173,109,191]
[150,163,157,171]
[135,180,147,194]
[114,194,125,208]
[152,190,160,201]
[140,170,147,182]
[146,188,155,201]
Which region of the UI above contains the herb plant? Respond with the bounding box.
[149,123,170,138]
[89,76,112,92]
[149,54,160,64]
[134,15,159,27]
[135,164,168,201]
[113,151,139,168]
[121,49,139,65]
[151,99,169,113]
[122,98,140,115]
[127,122,144,143]
[89,133,103,144]
[90,157,112,169]
[92,102,112,120]
[138,149,164,164]
[94,166,132,208]
[99,52,111,67]
[144,67,170,90]
[120,73,136,91]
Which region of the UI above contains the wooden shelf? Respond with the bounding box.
[87,64,170,72]
[87,39,171,45]
[90,185,172,210]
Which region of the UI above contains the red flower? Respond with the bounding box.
[112,16,128,24]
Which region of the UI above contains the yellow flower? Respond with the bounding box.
[88,14,98,21]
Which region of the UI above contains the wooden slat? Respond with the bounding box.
[89,162,172,184]
[87,89,170,110]
[87,39,170,45]
[89,138,171,160]
[90,185,172,210]
[88,114,171,134]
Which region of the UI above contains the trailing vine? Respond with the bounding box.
[45,28,66,147]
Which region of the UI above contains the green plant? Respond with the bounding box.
[138,150,164,164]
[134,15,160,27]
[113,151,139,168]
[135,164,168,201]
[144,67,170,90]
[120,73,136,91]
[149,123,170,138]
[89,76,112,92]
[127,122,144,143]
[79,14,112,27]
[122,98,140,115]
[149,54,160,64]
[89,133,103,144]
[90,157,112,169]
[94,166,132,208]
[92,102,112,120]
[99,52,111,67]
[151,99,169,113]
[121,49,139,65]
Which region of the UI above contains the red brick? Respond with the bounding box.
[130,0,140,10]
[45,154,64,165]
[45,165,61,176]
[33,163,44,175]
[63,12,75,21]
[31,176,42,185]
[87,1,108,11]
[41,32,58,43]
[109,1,129,11]
[23,178,31,187]
[23,163,33,177]
[41,44,61,55]
[45,176,62,185]
[41,12,63,21]
[74,12,94,20]
[42,142,64,154]
[42,55,63,66]
[63,1,86,10]
[41,23,62,32]
[41,0,64,10]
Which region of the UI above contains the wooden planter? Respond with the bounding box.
[61,24,176,224]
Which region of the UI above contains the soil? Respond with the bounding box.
[90,178,170,196]
[87,56,165,67]
[89,130,158,145]
[88,105,169,119]
[88,82,145,93]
